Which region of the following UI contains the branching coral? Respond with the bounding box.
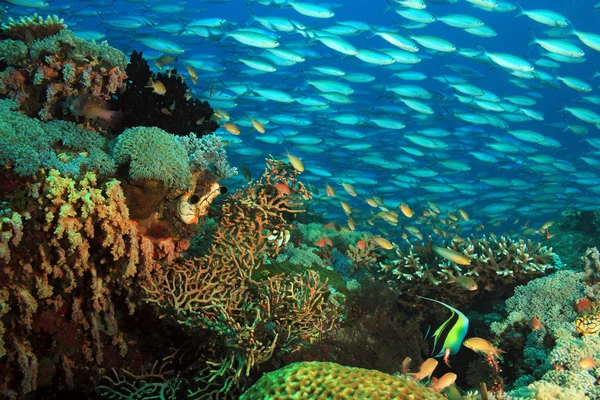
[380,235,557,303]
[141,159,342,395]
[0,14,66,41]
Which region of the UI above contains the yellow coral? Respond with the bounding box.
[240,362,444,400]
[575,313,600,335]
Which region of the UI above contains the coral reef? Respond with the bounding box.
[239,361,445,399]
[140,159,342,395]
[109,50,218,137]
[0,98,115,178]
[0,25,127,124]
[380,235,557,304]
[489,268,600,398]
[0,168,193,396]
[1,14,67,42]
[113,126,192,189]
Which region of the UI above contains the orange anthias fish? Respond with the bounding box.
[357,240,366,250]
[275,183,291,195]
[463,337,505,360]
[430,372,457,392]
[145,78,167,95]
[409,358,438,381]
[69,94,123,125]
[530,316,543,331]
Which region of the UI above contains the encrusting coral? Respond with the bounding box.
[0,98,115,178]
[0,21,127,124]
[239,361,444,399]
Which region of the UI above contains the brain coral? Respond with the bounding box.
[240,361,444,399]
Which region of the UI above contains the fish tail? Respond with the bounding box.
[514,2,524,16]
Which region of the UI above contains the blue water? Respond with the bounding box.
[5,0,600,241]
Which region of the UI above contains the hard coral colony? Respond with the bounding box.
[0,5,598,400]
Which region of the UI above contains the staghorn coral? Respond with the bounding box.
[141,159,342,395]
[0,25,127,125]
[0,168,190,396]
[0,14,66,42]
[380,234,557,303]
[239,361,444,399]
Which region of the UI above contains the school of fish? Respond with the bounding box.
[5,0,600,243]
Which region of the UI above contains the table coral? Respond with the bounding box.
[239,361,444,399]
[380,235,557,303]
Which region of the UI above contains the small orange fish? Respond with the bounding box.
[580,357,596,370]
[530,316,543,331]
[430,372,457,392]
[463,337,505,360]
[250,117,266,133]
[69,94,123,125]
[401,357,411,375]
[348,218,355,230]
[409,358,437,381]
[357,240,366,250]
[275,183,291,195]
[185,65,198,84]
[399,204,414,218]
[325,183,336,197]
[316,239,326,248]
[223,122,240,135]
[145,78,166,95]
[341,182,357,197]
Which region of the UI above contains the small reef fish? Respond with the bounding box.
[463,337,505,360]
[530,316,543,331]
[418,296,469,367]
[285,150,304,172]
[430,372,457,392]
[408,358,438,381]
[449,275,478,291]
[579,357,597,370]
[432,245,472,266]
[399,204,414,218]
[153,55,178,70]
[145,79,167,95]
[68,94,122,124]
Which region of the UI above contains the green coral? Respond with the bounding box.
[0,39,28,64]
[0,98,114,177]
[29,29,127,69]
[490,270,585,340]
[240,361,444,400]
[112,126,192,189]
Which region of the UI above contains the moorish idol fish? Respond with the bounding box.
[418,295,469,367]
